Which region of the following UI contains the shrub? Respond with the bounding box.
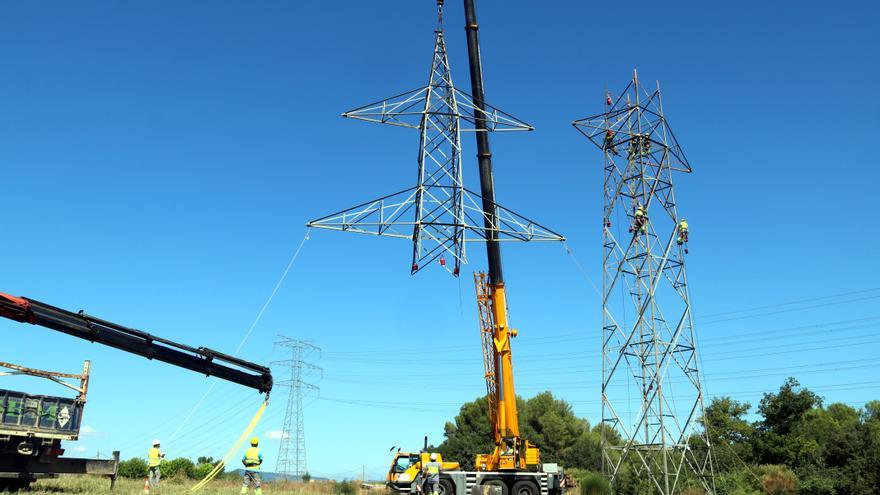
[162,457,196,479]
[795,474,835,495]
[571,471,610,495]
[192,462,216,480]
[759,465,797,495]
[333,479,358,495]
[117,458,148,479]
[715,468,761,495]
[302,472,312,483]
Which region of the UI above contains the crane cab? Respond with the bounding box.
[387,451,460,493]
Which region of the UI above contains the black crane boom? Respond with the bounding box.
[463,0,504,285]
[0,292,272,393]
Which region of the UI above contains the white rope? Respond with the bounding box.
[562,242,602,298]
[165,229,311,445]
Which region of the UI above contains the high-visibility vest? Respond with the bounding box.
[679,221,688,231]
[425,461,441,478]
[244,447,262,471]
[148,448,162,468]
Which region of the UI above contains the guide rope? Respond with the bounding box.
[190,400,269,492]
[562,242,602,298]
[167,228,311,445]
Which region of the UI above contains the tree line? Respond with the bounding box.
[436,378,880,495]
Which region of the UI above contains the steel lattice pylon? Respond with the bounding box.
[273,337,321,480]
[307,3,563,276]
[573,71,716,494]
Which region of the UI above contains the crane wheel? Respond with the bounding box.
[477,479,508,495]
[510,480,538,495]
[439,478,455,495]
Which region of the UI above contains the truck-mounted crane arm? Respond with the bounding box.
[0,292,272,394]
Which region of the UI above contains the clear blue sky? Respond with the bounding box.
[1,0,878,481]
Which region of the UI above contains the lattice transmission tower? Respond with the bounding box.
[273,337,321,480]
[307,0,563,275]
[573,71,715,494]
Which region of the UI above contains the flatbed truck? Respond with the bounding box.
[0,360,119,491]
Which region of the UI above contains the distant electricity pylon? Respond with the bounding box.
[273,336,321,479]
[573,70,716,494]
[307,1,563,276]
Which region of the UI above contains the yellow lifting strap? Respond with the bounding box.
[190,400,269,493]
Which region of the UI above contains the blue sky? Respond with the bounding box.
[1,0,878,481]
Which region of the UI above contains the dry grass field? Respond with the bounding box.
[17,475,371,495]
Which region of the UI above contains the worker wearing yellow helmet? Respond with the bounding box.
[677,218,689,245]
[241,437,263,495]
[632,204,648,234]
[677,218,690,253]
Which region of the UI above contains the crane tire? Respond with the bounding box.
[0,479,30,492]
[511,480,539,495]
[439,478,455,495]
[478,479,508,495]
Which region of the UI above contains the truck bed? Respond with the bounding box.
[0,389,83,441]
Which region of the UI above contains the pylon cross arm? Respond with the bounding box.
[307,186,563,275]
[342,87,533,132]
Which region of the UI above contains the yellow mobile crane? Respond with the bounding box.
[386,1,564,495]
[473,273,539,472]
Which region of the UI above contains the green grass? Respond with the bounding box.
[16,475,371,495]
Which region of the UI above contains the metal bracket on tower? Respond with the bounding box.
[307,3,563,276]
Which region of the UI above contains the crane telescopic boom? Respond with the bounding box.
[0,292,272,394]
[462,0,539,472]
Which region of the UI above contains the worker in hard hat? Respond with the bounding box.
[603,130,618,156]
[147,439,165,493]
[423,453,443,495]
[628,134,640,159]
[677,218,689,252]
[632,205,647,234]
[241,437,263,495]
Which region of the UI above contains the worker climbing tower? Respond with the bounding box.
[273,337,321,480]
[572,71,715,494]
[307,0,562,275]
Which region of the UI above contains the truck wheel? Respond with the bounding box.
[0,479,30,492]
[478,480,508,495]
[439,478,455,495]
[511,480,539,495]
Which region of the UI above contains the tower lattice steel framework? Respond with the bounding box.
[273,337,321,479]
[573,71,715,494]
[307,2,563,276]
